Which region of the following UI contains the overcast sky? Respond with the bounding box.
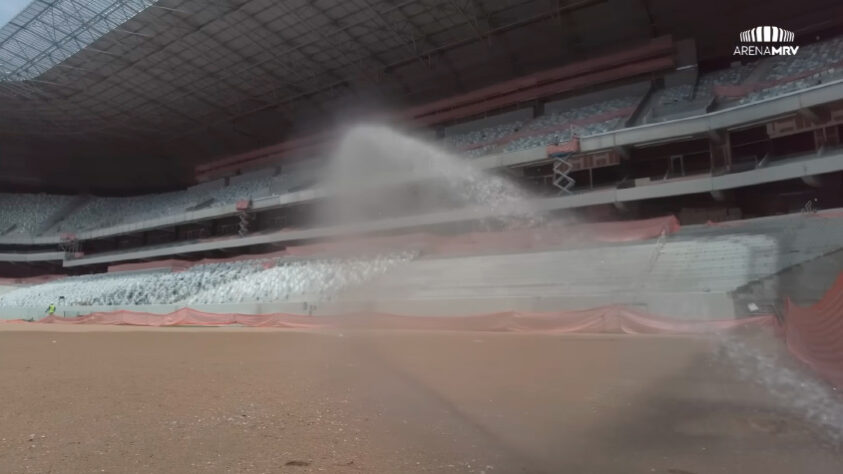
[0,0,32,28]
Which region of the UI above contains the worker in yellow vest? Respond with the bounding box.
[46,303,56,316]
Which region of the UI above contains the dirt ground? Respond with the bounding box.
[0,326,841,473]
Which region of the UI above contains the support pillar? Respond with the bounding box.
[709,130,732,171]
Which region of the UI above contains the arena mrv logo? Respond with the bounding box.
[733,26,799,56]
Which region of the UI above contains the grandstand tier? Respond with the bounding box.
[0,34,841,247]
[0,1,841,326]
[1,212,842,323]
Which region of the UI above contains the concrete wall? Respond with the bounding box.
[0,291,736,321]
[0,251,64,262]
[732,248,843,315]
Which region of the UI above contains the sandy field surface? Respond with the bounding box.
[0,325,841,473]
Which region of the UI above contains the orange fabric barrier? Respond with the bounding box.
[784,273,843,389]
[108,259,193,273]
[0,274,66,285]
[34,305,773,334]
[284,233,435,257]
[813,209,843,219]
[432,216,678,255]
[174,250,291,270]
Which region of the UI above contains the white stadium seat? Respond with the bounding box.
[0,252,415,307]
[0,194,73,236]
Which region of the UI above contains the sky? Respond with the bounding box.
[0,0,32,28]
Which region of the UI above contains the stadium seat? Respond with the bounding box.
[47,173,278,233]
[0,194,74,236]
[0,252,415,307]
[738,36,843,104]
[696,63,756,101]
[443,120,525,155]
[499,96,639,153]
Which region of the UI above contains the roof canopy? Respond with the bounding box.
[0,0,156,81]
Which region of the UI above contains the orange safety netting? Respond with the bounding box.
[784,272,843,389]
[0,274,66,285]
[813,209,843,219]
[30,305,773,334]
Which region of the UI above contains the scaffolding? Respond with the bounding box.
[552,154,575,195]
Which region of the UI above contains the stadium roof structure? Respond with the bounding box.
[0,0,156,81]
[0,0,632,141]
[0,0,841,191]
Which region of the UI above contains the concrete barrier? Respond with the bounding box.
[0,291,735,321]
